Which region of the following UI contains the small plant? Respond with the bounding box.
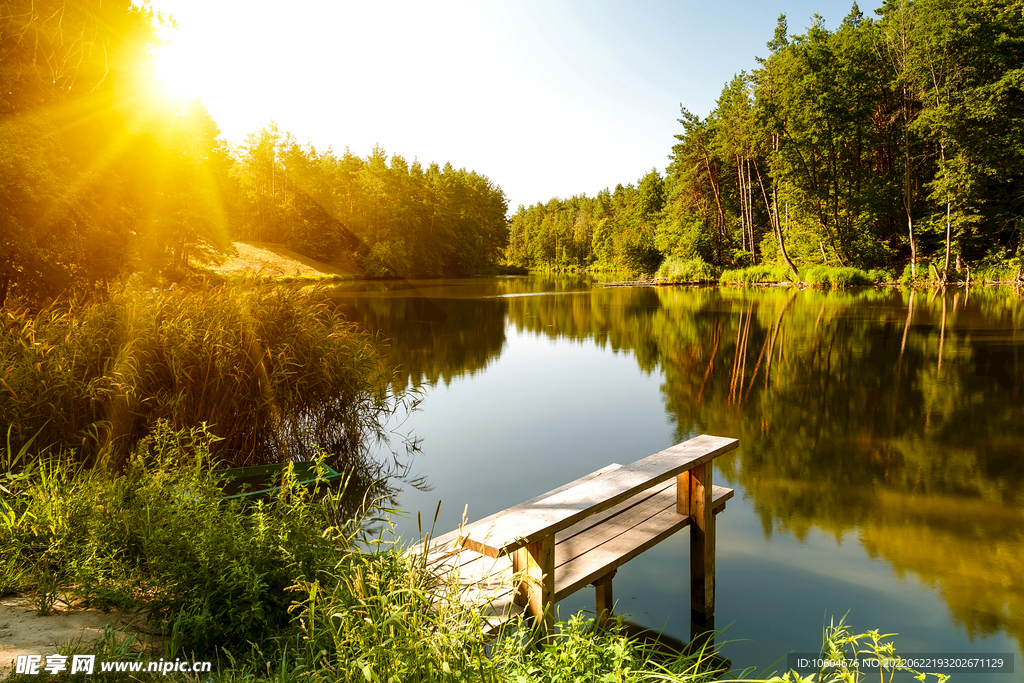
[750,615,951,683]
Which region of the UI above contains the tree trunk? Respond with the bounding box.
[944,198,952,282]
[753,158,798,280]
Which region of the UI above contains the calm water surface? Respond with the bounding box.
[330,276,1023,681]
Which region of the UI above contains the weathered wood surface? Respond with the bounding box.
[412,462,624,557]
[679,463,715,626]
[412,434,738,633]
[419,481,732,631]
[459,435,738,555]
[553,484,730,601]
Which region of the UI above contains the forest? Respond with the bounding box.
[0,0,508,308]
[4,1,1022,302]
[506,0,1024,283]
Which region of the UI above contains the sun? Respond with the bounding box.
[152,30,199,101]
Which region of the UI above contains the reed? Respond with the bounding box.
[0,280,403,470]
[1,422,364,652]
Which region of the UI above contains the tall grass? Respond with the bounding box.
[655,257,718,283]
[720,265,795,285]
[720,265,889,288]
[0,279,403,470]
[801,266,878,288]
[0,422,360,653]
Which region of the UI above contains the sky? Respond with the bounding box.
[149,0,872,212]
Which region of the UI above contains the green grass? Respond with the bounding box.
[720,265,795,285]
[655,257,719,283]
[720,265,892,288]
[801,266,878,288]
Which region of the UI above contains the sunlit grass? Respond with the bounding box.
[0,280,399,471]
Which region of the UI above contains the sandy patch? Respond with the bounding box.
[0,596,159,673]
[208,242,352,278]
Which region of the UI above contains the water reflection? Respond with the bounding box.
[331,277,1024,657]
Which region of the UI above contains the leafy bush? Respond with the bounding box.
[866,268,894,283]
[973,255,1023,283]
[619,242,664,278]
[363,239,411,277]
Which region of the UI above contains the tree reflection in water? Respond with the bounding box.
[334,277,1024,654]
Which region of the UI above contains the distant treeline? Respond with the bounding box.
[0,1,508,306]
[508,0,1024,281]
[235,126,508,278]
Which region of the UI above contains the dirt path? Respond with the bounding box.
[0,597,157,673]
[206,241,359,278]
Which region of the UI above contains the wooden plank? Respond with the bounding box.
[411,436,737,632]
[427,484,731,590]
[410,463,625,556]
[555,482,678,568]
[555,483,731,571]
[553,485,732,602]
[554,503,689,600]
[464,435,738,554]
[556,479,675,547]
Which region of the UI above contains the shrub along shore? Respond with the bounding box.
[647,257,1024,288]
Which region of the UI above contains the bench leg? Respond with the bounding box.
[593,569,616,625]
[678,462,715,641]
[512,536,554,632]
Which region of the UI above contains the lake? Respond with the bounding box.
[330,276,1023,682]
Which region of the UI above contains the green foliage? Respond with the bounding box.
[761,615,950,683]
[0,282,400,469]
[655,214,715,263]
[655,257,718,283]
[801,266,875,288]
[233,133,508,278]
[0,422,365,655]
[720,265,794,285]
[512,2,1024,284]
[619,240,664,278]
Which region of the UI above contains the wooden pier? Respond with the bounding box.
[412,434,738,641]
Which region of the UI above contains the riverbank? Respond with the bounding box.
[1,428,949,683]
[590,258,1024,288]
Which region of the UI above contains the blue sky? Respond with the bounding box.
[151,0,871,211]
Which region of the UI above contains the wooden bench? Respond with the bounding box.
[413,434,738,634]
